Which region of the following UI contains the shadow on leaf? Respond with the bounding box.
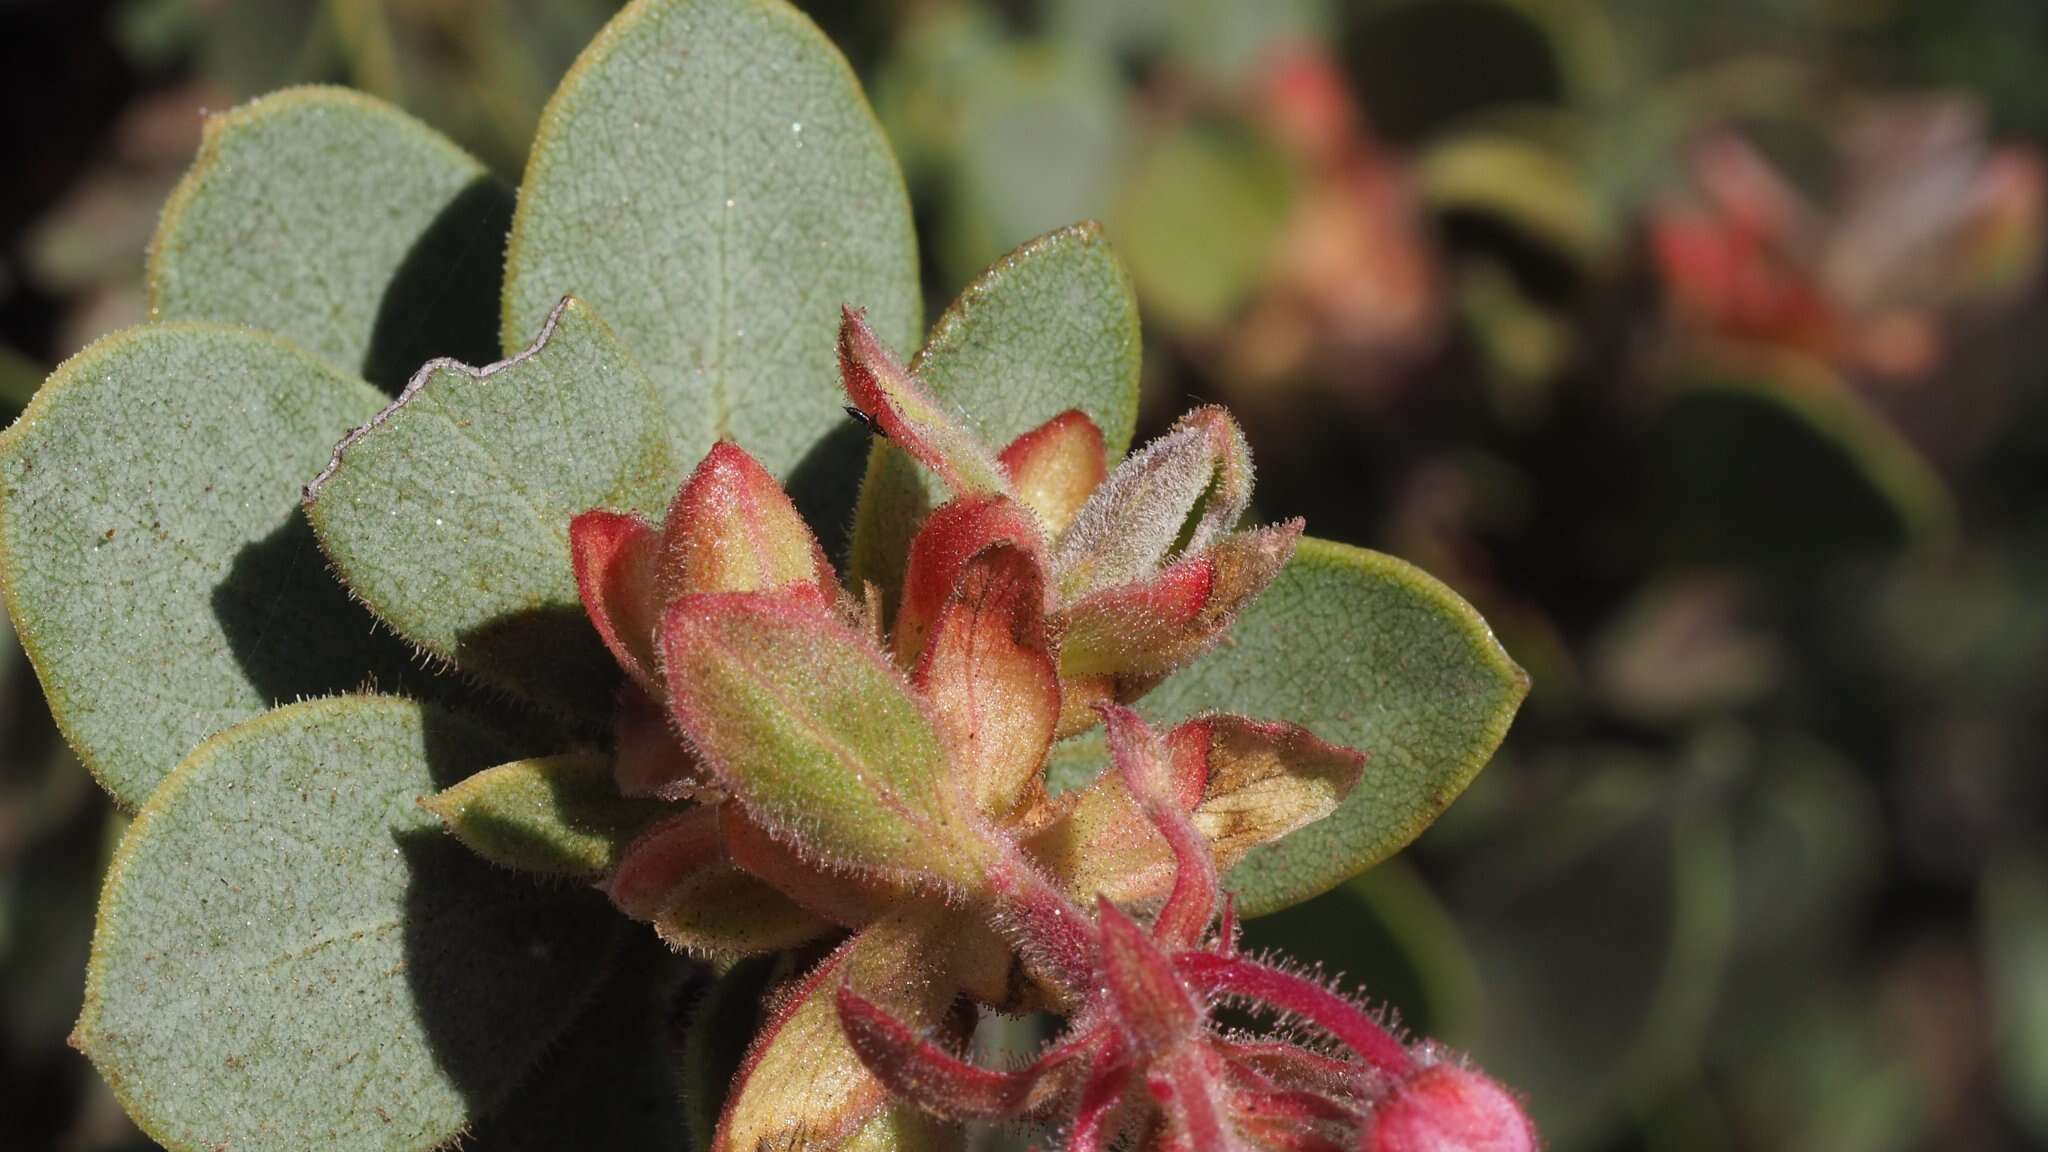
[454,604,621,725]
[783,420,876,570]
[363,175,517,393]
[396,707,627,1135]
[210,510,427,704]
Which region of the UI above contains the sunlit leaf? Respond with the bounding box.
[76,696,623,1152]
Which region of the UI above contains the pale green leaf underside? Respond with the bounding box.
[77,696,624,1152]
[0,325,412,808]
[150,86,514,392]
[850,222,1141,601]
[305,297,681,720]
[1139,536,1528,916]
[503,0,921,481]
[424,752,668,877]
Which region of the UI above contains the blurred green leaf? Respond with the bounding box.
[1420,132,1607,260]
[1653,364,1955,570]
[0,346,45,413]
[1112,122,1295,329]
[1450,739,1735,1148]
[1986,852,2048,1140]
[1052,0,1332,88]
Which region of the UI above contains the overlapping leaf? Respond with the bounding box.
[503,0,921,478]
[661,592,990,889]
[76,697,623,1152]
[305,296,684,719]
[423,753,668,877]
[0,326,405,807]
[851,223,1141,605]
[150,87,513,391]
[1138,537,1529,916]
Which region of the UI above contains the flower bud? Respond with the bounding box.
[1363,1061,1538,1152]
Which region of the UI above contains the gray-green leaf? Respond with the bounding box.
[76,696,624,1152]
[422,752,669,877]
[0,325,411,808]
[850,222,1141,605]
[1141,536,1529,915]
[304,296,682,719]
[150,86,514,391]
[503,0,921,484]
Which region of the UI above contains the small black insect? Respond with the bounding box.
[844,405,889,439]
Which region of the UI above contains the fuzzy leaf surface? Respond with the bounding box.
[0,325,407,807]
[76,696,623,1152]
[150,87,513,391]
[503,0,920,478]
[715,912,958,1152]
[305,297,683,719]
[605,807,832,961]
[423,752,668,877]
[1139,537,1528,915]
[662,592,988,889]
[851,223,1141,603]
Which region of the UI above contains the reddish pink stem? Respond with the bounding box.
[836,986,1055,1119]
[1146,1048,1241,1152]
[1099,704,1219,949]
[1175,952,1412,1076]
[986,848,1099,998]
[1066,1042,1134,1152]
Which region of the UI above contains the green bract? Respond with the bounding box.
[0,0,1528,1148]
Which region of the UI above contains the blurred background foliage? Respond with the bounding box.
[4,1,2048,1149]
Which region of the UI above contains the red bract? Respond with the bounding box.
[1651,108,2044,381]
[535,311,1533,1150]
[837,706,1535,1151]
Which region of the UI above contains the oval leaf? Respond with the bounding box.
[0,325,408,807]
[1139,537,1529,915]
[851,222,1141,603]
[75,696,624,1152]
[150,87,514,391]
[503,0,921,478]
[423,752,669,877]
[305,296,683,719]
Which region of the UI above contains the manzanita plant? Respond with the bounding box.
[0,2,1530,1150]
